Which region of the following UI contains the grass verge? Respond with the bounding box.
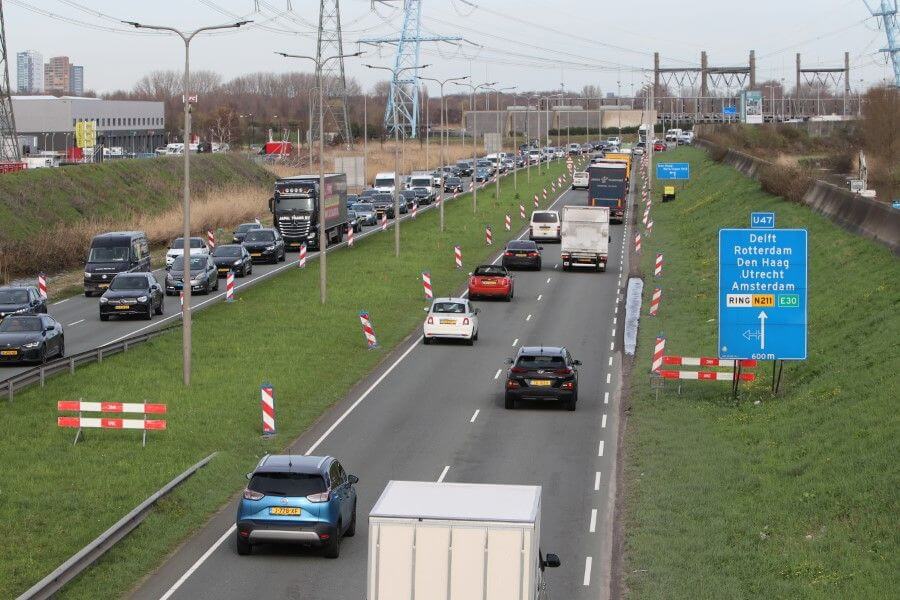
[623,147,898,599]
[0,160,573,599]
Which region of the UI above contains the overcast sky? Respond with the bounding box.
[5,0,894,96]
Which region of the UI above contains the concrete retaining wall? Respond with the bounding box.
[695,138,899,254]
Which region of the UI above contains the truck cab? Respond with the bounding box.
[373,172,397,194]
[269,174,348,251]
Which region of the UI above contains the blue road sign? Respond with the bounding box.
[750,212,775,228]
[719,228,807,360]
[723,105,737,116]
[656,162,690,180]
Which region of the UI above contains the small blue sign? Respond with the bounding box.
[719,228,808,360]
[892,200,900,210]
[750,212,775,229]
[656,162,690,180]
[723,105,737,116]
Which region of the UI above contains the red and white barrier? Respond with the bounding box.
[58,400,166,413]
[422,271,433,300]
[359,311,378,349]
[663,356,758,368]
[347,224,354,247]
[485,226,493,245]
[654,253,663,277]
[454,245,462,269]
[298,243,307,268]
[37,273,47,300]
[226,271,235,302]
[260,383,276,435]
[206,230,215,249]
[519,204,526,219]
[57,400,167,446]
[649,287,661,316]
[381,213,388,230]
[658,370,756,382]
[652,336,665,373]
[634,233,642,253]
[57,416,167,430]
[505,214,511,231]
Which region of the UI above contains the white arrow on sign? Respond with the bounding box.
[758,311,768,350]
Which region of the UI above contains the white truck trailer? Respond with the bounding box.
[367,481,560,600]
[560,205,610,271]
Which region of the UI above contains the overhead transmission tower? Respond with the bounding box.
[312,0,353,147]
[360,1,461,137]
[864,0,899,86]
[0,0,20,163]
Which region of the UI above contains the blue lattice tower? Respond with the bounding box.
[0,0,20,162]
[865,0,899,87]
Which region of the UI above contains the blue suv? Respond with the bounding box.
[236,455,359,558]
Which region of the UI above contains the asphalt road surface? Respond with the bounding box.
[130,173,634,600]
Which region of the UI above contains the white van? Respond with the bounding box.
[530,210,561,242]
[571,171,589,190]
[528,149,542,164]
[665,128,683,142]
[373,172,397,193]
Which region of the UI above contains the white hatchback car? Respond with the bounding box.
[530,210,561,242]
[571,171,589,190]
[165,237,210,268]
[423,297,479,345]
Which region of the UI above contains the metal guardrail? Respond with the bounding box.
[1,322,181,402]
[16,452,217,600]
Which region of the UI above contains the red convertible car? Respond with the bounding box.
[468,264,514,301]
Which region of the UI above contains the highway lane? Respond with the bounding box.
[131,173,632,600]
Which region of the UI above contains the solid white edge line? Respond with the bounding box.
[158,525,236,600]
[598,441,605,457]
[583,556,593,586]
[589,509,598,533]
[437,465,451,483]
[594,471,601,491]
[602,413,607,428]
[470,409,480,423]
[67,319,85,326]
[53,298,69,305]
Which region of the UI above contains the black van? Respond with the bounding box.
[83,231,151,296]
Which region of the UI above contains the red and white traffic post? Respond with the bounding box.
[454,245,462,269]
[381,213,388,231]
[298,243,307,268]
[347,224,354,247]
[226,271,235,302]
[422,271,433,300]
[359,311,379,349]
[37,272,47,300]
[646,220,654,236]
[207,229,215,250]
[260,383,276,436]
[504,214,511,231]
[542,188,547,201]
[652,336,666,373]
[179,291,184,312]
[520,204,526,219]
[649,287,662,316]
[533,194,539,208]
[634,233,642,253]
[485,226,493,245]
[412,202,418,219]
[655,253,663,277]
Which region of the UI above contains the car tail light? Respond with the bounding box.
[243,488,264,501]
[427,316,434,325]
[506,380,520,389]
[306,491,330,503]
[561,381,574,390]
[238,529,251,538]
[462,317,470,326]
[504,251,514,256]
[555,368,573,375]
[527,251,538,257]
[510,366,527,373]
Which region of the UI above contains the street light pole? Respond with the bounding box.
[490,85,516,202]
[277,51,363,304]
[125,18,251,387]
[454,81,496,214]
[366,63,430,256]
[420,75,469,232]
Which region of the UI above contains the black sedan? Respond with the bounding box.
[211,244,253,277]
[0,314,64,364]
[502,240,543,270]
[242,228,286,264]
[100,272,164,321]
[411,187,433,205]
[232,222,263,244]
[0,285,46,320]
[504,346,581,410]
[371,195,396,219]
[165,255,219,296]
[345,194,359,209]
[444,177,464,193]
[401,190,419,210]
[456,161,474,177]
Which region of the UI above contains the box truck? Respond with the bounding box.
[560,205,610,271]
[587,162,628,223]
[367,481,560,600]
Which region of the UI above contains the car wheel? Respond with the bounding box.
[536,261,542,271]
[84,291,93,298]
[466,335,475,346]
[39,345,47,364]
[505,394,516,410]
[279,249,286,262]
[100,313,109,322]
[505,291,512,302]
[422,334,431,345]
[235,535,252,556]
[323,523,341,558]
[214,277,220,291]
[345,503,357,537]
[473,329,479,341]
[145,305,153,320]
[155,298,164,315]
[58,337,65,358]
[566,391,577,411]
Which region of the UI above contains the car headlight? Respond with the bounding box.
[84,272,91,279]
[190,279,199,286]
[166,273,173,282]
[137,295,148,303]
[233,260,242,266]
[99,297,108,304]
[265,245,275,251]
[23,341,40,349]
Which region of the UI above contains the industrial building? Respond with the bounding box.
[463,105,654,138]
[12,96,166,156]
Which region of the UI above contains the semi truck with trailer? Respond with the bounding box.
[367,481,561,600]
[560,205,610,271]
[587,162,628,223]
[268,174,348,251]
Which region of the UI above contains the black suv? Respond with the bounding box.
[0,286,46,320]
[100,273,164,321]
[505,346,581,411]
[242,228,286,264]
[371,194,396,219]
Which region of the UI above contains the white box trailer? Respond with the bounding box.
[367,481,560,600]
[561,205,610,271]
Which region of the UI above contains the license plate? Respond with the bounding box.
[541,226,550,231]
[529,379,552,387]
[290,243,301,247]
[0,350,17,356]
[482,280,496,285]
[218,268,228,273]
[115,305,130,310]
[98,283,109,289]
[270,507,301,516]
[250,253,261,257]
[516,253,527,257]
[439,319,456,325]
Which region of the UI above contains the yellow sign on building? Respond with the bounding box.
[74,120,96,149]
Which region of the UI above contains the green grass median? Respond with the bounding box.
[623,147,898,599]
[0,161,573,599]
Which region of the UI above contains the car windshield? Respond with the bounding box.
[248,472,327,497]
[274,197,314,212]
[508,241,538,250]
[575,172,588,177]
[172,256,208,270]
[88,246,129,262]
[474,266,507,277]
[109,275,148,290]
[0,290,29,304]
[516,354,565,368]
[244,230,275,242]
[170,238,204,249]
[432,301,467,314]
[447,178,460,184]
[374,177,394,188]
[236,223,259,233]
[403,191,417,198]
[0,316,42,332]
[213,246,242,257]
[532,212,558,223]
[350,203,374,212]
